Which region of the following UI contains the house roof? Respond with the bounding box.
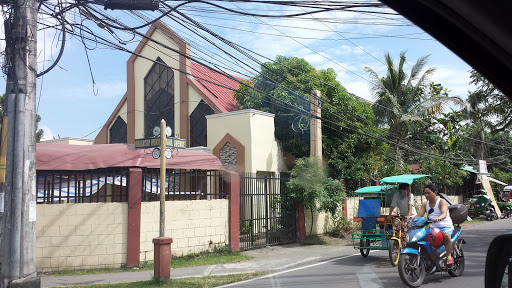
[36,143,226,171]
[189,62,242,113]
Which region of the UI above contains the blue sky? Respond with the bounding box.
[0,4,475,140]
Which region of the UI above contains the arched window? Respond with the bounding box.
[190,100,214,147]
[109,116,127,144]
[144,58,174,137]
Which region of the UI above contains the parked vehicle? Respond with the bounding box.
[466,194,493,219]
[498,186,512,219]
[500,186,512,202]
[498,202,512,219]
[398,204,468,288]
[486,202,499,221]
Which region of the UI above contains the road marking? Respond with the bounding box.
[217,251,378,287]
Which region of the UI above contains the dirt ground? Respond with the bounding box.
[300,233,354,246]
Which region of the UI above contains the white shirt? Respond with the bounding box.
[428,197,454,230]
[391,192,417,217]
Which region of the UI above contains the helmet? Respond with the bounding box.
[427,227,444,247]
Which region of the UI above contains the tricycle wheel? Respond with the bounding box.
[360,239,370,258]
[388,239,400,266]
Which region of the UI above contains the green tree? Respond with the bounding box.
[487,132,512,178]
[0,94,44,143]
[418,156,468,188]
[364,52,464,169]
[286,157,345,235]
[468,69,512,134]
[234,56,317,158]
[234,56,388,192]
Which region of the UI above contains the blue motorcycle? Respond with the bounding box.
[398,204,467,287]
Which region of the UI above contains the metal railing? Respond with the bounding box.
[37,168,129,204]
[141,169,225,201]
[239,172,296,250]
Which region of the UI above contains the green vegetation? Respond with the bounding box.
[233,53,512,202]
[50,250,252,277]
[234,56,387,192]
[286,157,345,235]
[66,272,268,288]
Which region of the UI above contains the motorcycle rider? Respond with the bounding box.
[387,183,417,220]
[416,184,455,266]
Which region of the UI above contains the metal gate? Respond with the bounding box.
[239,172,296,250]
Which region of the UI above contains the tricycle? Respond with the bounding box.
[465,193,495,219]
[351,174,429,266]
[497,201,511,219]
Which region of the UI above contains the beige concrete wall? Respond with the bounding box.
[249,112,279,173]
[134,31,181,139]
[207,110,253,172]
[36,203,128,272]
[304,208,331,235]
[188,84,205,115]
[309,195,463,234]
[207,109,279,173]
[139,199,229,261]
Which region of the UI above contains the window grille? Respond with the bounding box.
[190,100,214,147]
[141,169,225,201]
[109,116,127,144]
[37,168,129,204]
[144,58,174,137]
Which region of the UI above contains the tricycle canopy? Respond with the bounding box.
[379,174,430,185]
[354,185,398,195]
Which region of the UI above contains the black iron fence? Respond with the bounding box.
[37,168,129,204]
[141,169,226,201]
[239,172,296,250]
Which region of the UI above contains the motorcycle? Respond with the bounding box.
[500,206,511,219]
[398,204,467,287]
[485,202,499,221]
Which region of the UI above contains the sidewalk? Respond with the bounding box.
[41,241,357,287]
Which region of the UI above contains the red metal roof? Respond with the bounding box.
[37,143,226,171]
[189,62,243,112]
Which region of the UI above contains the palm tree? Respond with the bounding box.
[364,52,464,169]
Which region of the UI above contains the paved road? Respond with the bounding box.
[220,217,512,288]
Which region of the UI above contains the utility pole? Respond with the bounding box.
[1,0,39,283]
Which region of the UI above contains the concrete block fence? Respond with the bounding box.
[35,169,241,272]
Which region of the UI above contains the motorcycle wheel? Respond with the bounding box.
[398,253,425,288]
[448,249,465,277]
[388,239,400,266]
[360,239,370,258]
[493,213,499,220]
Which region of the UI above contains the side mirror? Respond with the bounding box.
[485,233,512,287]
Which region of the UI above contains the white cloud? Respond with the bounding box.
[430,65,474,99]
[39,125,56,141]
[343,80,372,102]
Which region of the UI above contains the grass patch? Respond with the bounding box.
[462,217,486,226]
[66,272,268,288]
[49,249,253,277]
